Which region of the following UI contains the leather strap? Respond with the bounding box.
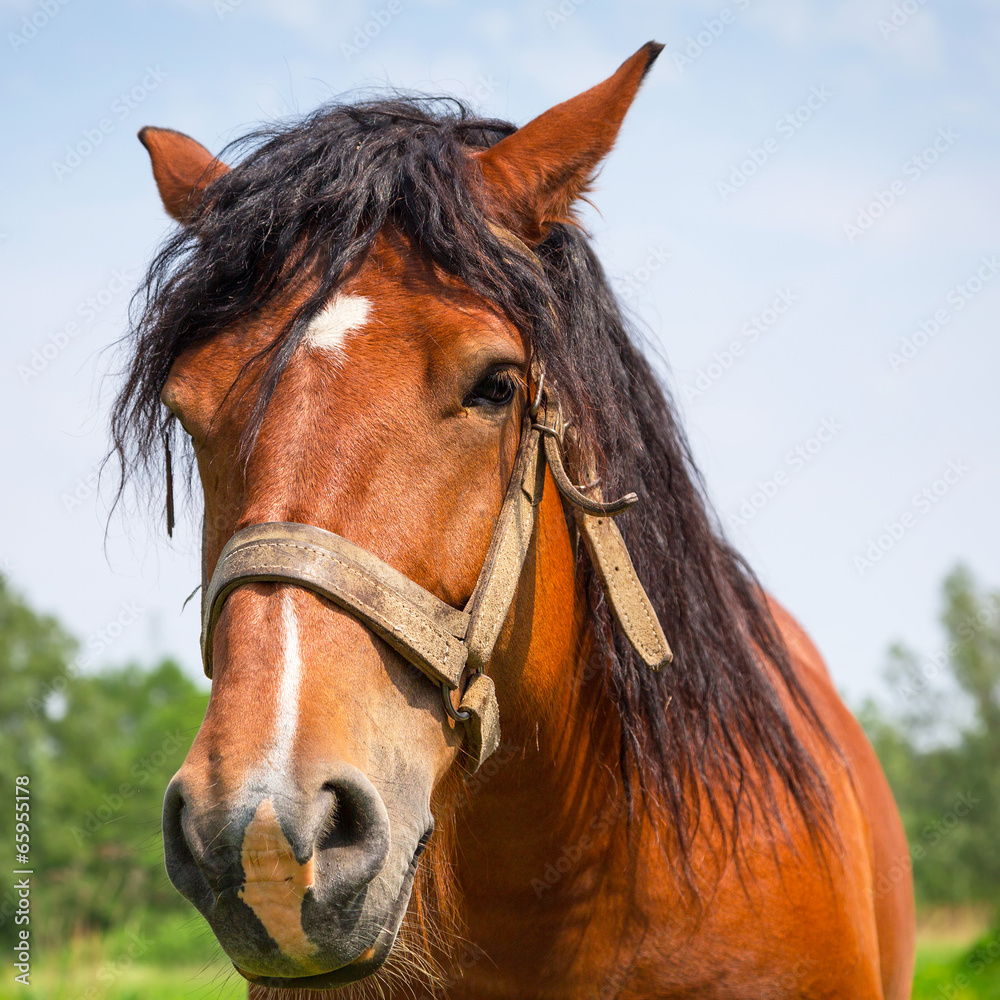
[202,522,471,687]
[578,513,672,668]
[533,400,671,669]
[539,431,638,517]
[463,412,545,670]
[458,672,501,770]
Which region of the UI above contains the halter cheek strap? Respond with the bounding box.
[199,389,671,772]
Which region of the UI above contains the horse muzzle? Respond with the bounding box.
[161,763,429,981]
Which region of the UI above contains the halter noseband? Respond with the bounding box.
[199,382,671,771]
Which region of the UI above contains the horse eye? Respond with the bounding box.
[466,371,517,407]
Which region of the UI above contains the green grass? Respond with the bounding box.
[6,920,1000,998]
[912,930,1000,1000]
[1,963,246,1000]
[0,914,244,1000]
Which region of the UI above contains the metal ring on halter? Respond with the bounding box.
[532,422,639,517]
[441,681,471,722]
[531,421,565,442]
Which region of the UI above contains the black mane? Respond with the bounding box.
[111,95,832,876]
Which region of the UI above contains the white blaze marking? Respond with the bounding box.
[266,590,302,774]
[237,590,304,809]
[303,293,371,356]
[239,588,302,797]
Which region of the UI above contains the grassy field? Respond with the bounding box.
[911,909,1000,1000]
[1,916,244,1000]
[2,962,246,1000]
[4,910,999,999]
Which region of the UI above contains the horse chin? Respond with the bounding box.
[234,944,390,989]
[233,900,401,989]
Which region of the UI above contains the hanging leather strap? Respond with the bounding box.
[578,513,672,668]
[535,402,672,669]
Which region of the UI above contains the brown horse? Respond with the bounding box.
[114,43,915,998]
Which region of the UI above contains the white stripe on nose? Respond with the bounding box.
[267,588,302,774]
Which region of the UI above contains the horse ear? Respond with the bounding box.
[475,41,662,243]
[138,126,230,224]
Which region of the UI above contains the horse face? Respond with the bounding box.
[160,234,526,984]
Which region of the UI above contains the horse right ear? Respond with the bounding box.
[138,126,230,224]
[474,42,661,244]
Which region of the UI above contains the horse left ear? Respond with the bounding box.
[475,41,662,243]
[138,126,230,224]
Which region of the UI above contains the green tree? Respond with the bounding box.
[0,575,209,947]
[862,565,1000,909]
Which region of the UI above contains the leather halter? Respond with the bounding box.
[199,382,671,771]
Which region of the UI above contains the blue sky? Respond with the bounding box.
[1,0,997,705]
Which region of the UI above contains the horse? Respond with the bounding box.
[112,42,915,998]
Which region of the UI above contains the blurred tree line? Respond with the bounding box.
[0,574,207,948]
[860,565,1000,911]
[1,565,998,952]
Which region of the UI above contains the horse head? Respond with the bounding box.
[138,44,663,988]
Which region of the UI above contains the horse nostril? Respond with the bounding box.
[162,779,213,911]
[313,766,392,903]
[162,780,188,864]
[318,782,369,852]
[317,787,359,852]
